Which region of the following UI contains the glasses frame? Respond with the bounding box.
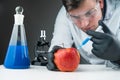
[67,2,100,23]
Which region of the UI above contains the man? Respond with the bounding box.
[47,0,120,70]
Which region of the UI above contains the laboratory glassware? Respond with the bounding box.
[4,6,30,69]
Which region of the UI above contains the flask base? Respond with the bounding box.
[4,64,30,69]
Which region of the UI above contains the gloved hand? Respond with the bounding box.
[46,46,63,70]
[86,21,120,61]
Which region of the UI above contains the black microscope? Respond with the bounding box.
[31,30,50,66]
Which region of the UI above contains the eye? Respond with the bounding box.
[85,11,93,17]
[85,9,96,17]
[70,15,80,20]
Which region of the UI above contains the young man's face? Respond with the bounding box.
[68,0,104,32]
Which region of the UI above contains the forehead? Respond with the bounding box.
[79,0,96,7]
[68,0,97,15]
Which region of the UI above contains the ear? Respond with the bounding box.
[99,0,104,9]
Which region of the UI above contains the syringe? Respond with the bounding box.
[77,26,102,50]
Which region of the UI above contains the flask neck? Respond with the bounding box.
[14,14,24,25]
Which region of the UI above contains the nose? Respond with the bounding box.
[79,18,89,27]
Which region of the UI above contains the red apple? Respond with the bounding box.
[54,48,80,72]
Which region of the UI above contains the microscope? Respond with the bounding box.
[31,30,50,66]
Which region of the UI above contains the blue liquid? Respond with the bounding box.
[77,37,91,49]
[4,45,30,69]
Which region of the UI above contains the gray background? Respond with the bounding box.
[0,0,62,64]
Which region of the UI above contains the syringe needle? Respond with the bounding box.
[77,36,91,49]
[77,26,102,50]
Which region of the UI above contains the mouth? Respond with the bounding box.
[84,25,97,32]
[83,27,92,32]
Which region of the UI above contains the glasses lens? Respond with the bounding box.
[67,3,99,22]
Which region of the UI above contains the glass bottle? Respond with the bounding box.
[4,6,30,69]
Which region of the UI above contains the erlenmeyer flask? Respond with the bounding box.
[4,6,30,69]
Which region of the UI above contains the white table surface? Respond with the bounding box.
[0,64,120,80]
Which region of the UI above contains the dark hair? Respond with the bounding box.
[62,0,99,11]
